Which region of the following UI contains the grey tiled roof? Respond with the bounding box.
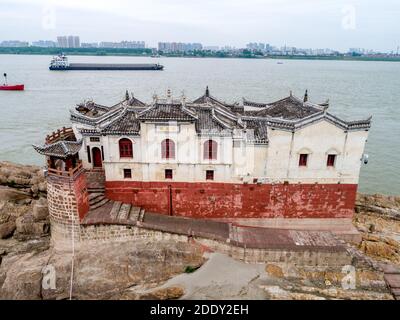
[137,103,197,121]
[244,96,321,120]
[127,95,146,107]
[195,108,228,133]
[102,109,140,135]
[193,86,236,109]
[68,88,371,142]
[243,119,269,144]
[33,140,82,159]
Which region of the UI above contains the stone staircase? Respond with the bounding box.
[86,169,105,194]
[83,197,145,225]
[109,201,144,223]
[89,192,110,210]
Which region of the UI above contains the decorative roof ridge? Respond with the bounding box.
[100,106,131,130]
[137,102,157,117]
[77,101,110,111]
[213,104,238,122]
[32,139,82,158]
[181,104,199,119]
[242,97,268,108]
[211,110,233,130]
[324,112,372,129]
[70,104,125,125]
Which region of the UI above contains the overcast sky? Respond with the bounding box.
[0,0,399,52]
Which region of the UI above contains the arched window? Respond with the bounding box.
[161,139,175,159]
[204,140,217,160]
[119,138,133,158]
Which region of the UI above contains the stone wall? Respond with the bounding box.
[47,169,88,249]
[52,223,352,267]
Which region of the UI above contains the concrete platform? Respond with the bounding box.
[213,217,362,244]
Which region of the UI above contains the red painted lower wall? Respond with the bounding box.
[74,172,90,220]
[105,181,357,219]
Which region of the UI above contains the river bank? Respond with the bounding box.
[1,47,400,62]
[0,161,399,299]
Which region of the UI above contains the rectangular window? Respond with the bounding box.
[206,170,214,181]
[327,154,336,167]
[123,169,132,179]
[90,137,100,142]
[165,169,173,179]
[299,154,308,167]
[87,146,91,163]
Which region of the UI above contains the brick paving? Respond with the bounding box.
[378,263,400,300]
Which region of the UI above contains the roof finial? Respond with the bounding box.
[125,90,129,101]
[289,90,292,97]
[205,86,210,97]
[303,89,308,103]
[167,88,172,98]
[181,90,186,103]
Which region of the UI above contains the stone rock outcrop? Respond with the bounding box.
[0,240,204,300]
[0,162,49,240]
[0,198,49,240]
[356,193,400,220]
[0,186,31,203]
[354,193,400,265]
[0,162,46,198]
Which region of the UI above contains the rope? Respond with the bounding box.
[69,209,75,300]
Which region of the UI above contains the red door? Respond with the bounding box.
[92,147,102,168]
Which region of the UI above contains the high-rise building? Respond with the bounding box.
[0,40,29,47]
[158,42,203,53]
[67,36,80,48]
[32,40,56,47]
[57,36,80,48]
[81,42,99,48]
[99,41,145,48]
[57,36,68,48]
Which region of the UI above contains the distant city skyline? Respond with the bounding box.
[0,37,393,55]
[0,0,399,53]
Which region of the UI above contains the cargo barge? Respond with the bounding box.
[49,54,163,71]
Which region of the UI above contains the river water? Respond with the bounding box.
[0,54,399,195]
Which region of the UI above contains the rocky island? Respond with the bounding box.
[0,161,399,300]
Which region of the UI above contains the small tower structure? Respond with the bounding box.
[33,127,89,249]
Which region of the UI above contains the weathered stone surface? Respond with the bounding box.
[0,162,44,185]
[0,240,205,300]
[0,186,31,203]
[359,234,399,263]
[0,221,16,239]
[356,193,400,220]
[354,193,400,266]
[265,264,284,278]
[32,198,48,222]
[15,214,50,239]
[139,286,185,300]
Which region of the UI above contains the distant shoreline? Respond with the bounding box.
[1,47,400,62]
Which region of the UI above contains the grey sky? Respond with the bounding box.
[0,0,398,52]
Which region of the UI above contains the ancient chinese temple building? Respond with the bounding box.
[34,88,371,244]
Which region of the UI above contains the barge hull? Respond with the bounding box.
[50,63,163,71]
